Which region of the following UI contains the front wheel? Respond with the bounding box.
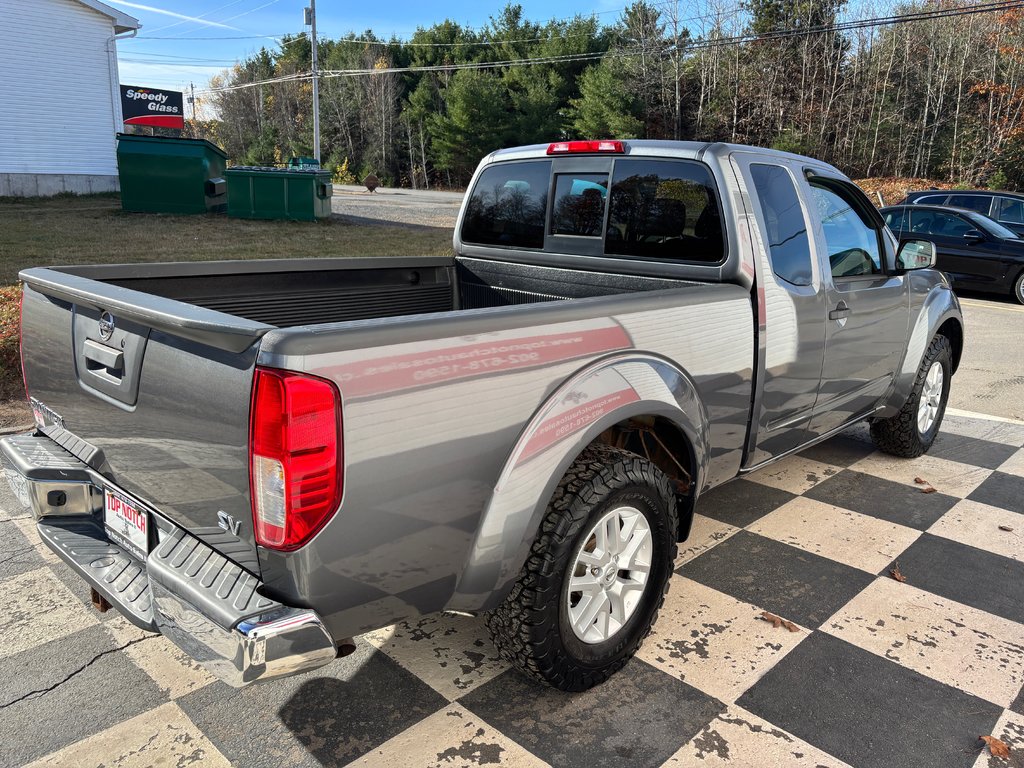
[485,444,678,691]
[1013,271,1024,305]
[870,335,952,458]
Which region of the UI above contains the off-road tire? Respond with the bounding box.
[485,444,678,692]
[870,334,952,458]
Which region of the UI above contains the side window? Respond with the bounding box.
[883,209,907,231]
[605,159,724,262]
[461,161,551,249]
[749,164,812,286]
[917,194,949,205]
[998,197,1024,224]
[948,194,992,215]
[551,174,608,237]
[909,210,970,237]
[809,181,883,278]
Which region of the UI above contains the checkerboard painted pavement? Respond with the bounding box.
[3,412,1024,768]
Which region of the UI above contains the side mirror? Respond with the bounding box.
[896,239,936,270]
[963,229,986,245]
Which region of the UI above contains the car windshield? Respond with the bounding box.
[965,211,1020,240]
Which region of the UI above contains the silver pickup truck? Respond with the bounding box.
[3,140,962,692]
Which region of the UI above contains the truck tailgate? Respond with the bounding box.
[19,269,270,573]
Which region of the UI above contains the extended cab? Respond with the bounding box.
[2,141,963,691]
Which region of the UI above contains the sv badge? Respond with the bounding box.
[217,510,242,536]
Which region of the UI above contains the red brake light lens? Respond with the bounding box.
[546,140,625,155]
[250,367,342,551]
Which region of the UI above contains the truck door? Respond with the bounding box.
[732,155,826,464]
[805,175,909,437]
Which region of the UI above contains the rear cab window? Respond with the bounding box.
[461,161,551,249]
[461,156,725,265]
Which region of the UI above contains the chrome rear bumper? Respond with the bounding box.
[1,433,337,687]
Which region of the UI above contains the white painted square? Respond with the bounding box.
[746,456,842,495]
[824,577,1024,707]
[929,499,1024,563]
[675,513,740,566]
[24,702,231,767]
[638,576,806,704]
[364,613,507,700]
[665,704,852,767]
[749,497,921,572]
[351,703,549,768]
[0,567,98,659]
[850,452,992,498]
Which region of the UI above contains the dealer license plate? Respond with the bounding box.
[104,489,150,560]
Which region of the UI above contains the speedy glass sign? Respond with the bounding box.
[120,84,184,130]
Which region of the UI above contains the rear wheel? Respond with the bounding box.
[870,335,952,458]
[1013,271,1024,305]
[485,444,677,691]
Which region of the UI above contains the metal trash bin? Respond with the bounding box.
[225,166,333,221]
[288,156,320,169]
[116,133,227,214]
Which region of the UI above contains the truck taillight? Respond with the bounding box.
[249,367,342,551]
[546,140,625,155]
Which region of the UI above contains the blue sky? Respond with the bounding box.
[111,0,626,94]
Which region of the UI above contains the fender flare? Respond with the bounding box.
[446,353,710,613]
[883,278,963,416]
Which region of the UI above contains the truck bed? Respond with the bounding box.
[18,256,712,579]
[50,256,704,328]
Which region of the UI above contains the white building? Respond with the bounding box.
[0,0,140,197]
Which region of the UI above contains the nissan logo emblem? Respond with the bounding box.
[98,311,115,341]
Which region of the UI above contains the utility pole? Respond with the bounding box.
[305,2,321,163]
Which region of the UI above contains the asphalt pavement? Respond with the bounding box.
[951,295,1024,421]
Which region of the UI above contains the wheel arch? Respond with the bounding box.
[883,278,964,415]
[445,353,709,614]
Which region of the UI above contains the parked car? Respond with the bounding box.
[881,203,1024,303]
[3,140,963,693]
[898,189,1024,236]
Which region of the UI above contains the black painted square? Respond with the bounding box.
[459,662,723,768]
[805,470,957,529]
[886,533,1024,624]
[968,471,1024,514]
[681,530,874,629]
[0,624,168,765]
[799,432,877,468]
[696,479,797,529]
[930,433,1020,471]
[737,632,1002,768]
[1012,682,1024,716]
[178,642,447,768]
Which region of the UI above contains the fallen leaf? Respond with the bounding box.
[914,477,928,485]
[920,485,937,494]
[999,525,1014,532]
[979,735,1010,759]
[759,610,800,632]
[914,477,937,493]
[890,564,907,583]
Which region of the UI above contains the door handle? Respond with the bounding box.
[829,301,851,321]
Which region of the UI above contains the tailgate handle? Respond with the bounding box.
[83,339,124,374]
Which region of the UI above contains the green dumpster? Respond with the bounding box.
[288,156,320,169]
[116,133,227,214]
[225,166,333,221]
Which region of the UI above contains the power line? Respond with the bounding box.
[194,0,1024,95]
